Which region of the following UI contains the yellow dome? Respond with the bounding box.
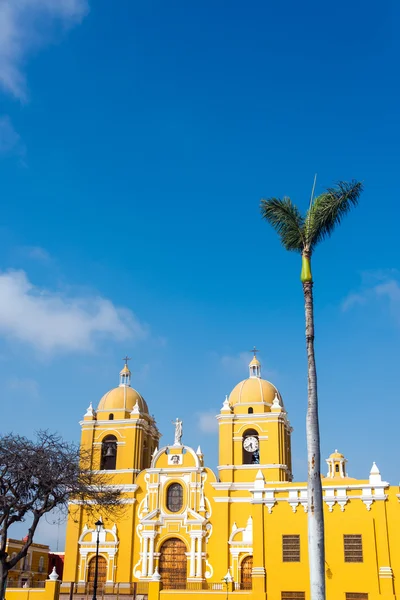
[329,449,345,460]
[229,377,277,408]
[98,386,148,414]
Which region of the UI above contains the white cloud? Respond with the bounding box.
[196,411,218,434]
[0,115,25,156]
[220,351,250,376]
[22,246,52,262]
[0,0,89,101]
[342,270,400,325]
[0,270,147,353]
[8,377,39,397]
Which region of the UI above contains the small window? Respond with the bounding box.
[166,483,183,512]
[282,535,300,562]
[281,593,305,600]
[109,414,114,420]
[345,595,368,600]
[248,407,253,414]
[344,534,363,562]
[38,557,44,573]
[335,464,340,472]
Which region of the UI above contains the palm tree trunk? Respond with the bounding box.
[303,278,326,600]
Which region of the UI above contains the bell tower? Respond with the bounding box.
[80,358,161,484]
[217,350,292,484]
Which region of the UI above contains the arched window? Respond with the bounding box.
[242,429,260,465]
[101,435,117,470]
[38,557,44,573]
[248,407,253,414]
[109,414,114,420]
[166,483,183,512]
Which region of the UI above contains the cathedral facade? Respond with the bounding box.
[62,357,399,600]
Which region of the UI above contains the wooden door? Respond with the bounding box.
[241,556,253,590]
[88,556,107,593]
[159,538,187,590]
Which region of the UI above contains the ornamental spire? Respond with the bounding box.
[119,356,131,387]
[249,346,261,378]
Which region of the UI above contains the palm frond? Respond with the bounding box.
[306,180,363,249]
[260,197,305,252]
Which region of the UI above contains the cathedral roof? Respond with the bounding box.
[228,352,279,408]
[229,377,277,407]
[97,386,148,414]
[97,359,149,414]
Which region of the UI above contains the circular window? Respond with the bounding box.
[166,483,183,512]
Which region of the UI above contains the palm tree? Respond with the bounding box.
[260,180,363,600]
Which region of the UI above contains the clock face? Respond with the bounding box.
[243,436,259,453]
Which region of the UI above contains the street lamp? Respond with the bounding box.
[222,570,233,600]
[92,518,103,600]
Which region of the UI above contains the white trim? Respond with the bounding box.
[218,464,288,471]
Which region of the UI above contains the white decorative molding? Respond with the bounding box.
[288,489,299,513]
[379,566,393,579]
[264,490,276,513]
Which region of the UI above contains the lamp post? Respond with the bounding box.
[92,519,103,600]
[222,571,233,600]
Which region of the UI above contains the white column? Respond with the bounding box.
[142,536,149,577]
[189,537,196,577]
[148,536,155,578]
[196,536,202,578]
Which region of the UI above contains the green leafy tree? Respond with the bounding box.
[260,180,363,600]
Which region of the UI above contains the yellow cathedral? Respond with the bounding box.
[61,356,399,600]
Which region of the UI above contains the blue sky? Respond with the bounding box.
[1,0,400,547]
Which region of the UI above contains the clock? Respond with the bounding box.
[243,436,259,453]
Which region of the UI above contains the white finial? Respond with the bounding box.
[254,469,265,490]
[369,462,382,484]
[272,393,281,408]
[84,402,94,417]
[221,395,231,412]
[196,445,203,456]
[231,522,237,532]
[49,567,59,581]
[152,446,158,458]
[152,567,161,581]
[131,401,140,415]
[223,569,233,583]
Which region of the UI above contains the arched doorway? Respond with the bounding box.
[88,556,107,593]
[159,538,187,589]
[240,556,253,590]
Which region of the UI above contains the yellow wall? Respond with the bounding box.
[62,367,399,600]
